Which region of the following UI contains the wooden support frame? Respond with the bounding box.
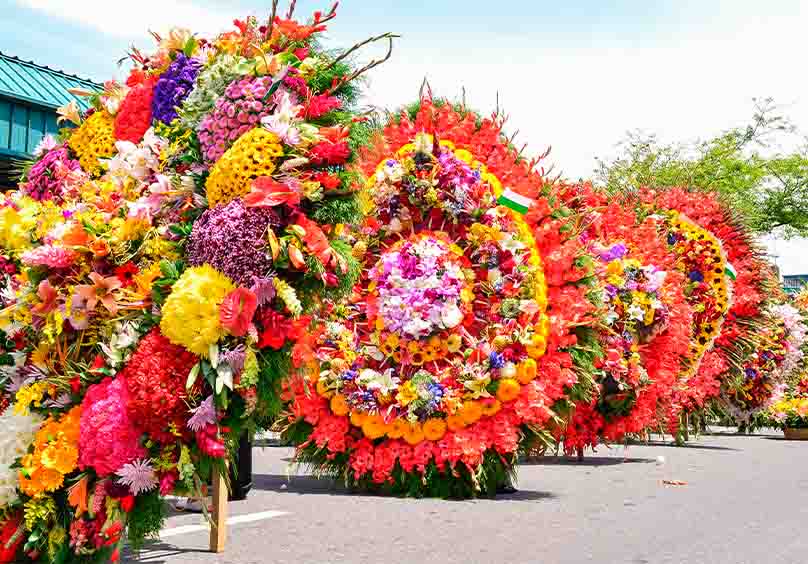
[209,466,228,553]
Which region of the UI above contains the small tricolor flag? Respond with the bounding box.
[497,188,534,214]
[725,263,737,281]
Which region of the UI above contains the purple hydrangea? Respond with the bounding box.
[22,145,81,202]
[187,199,279,285]
[152,54,202,124]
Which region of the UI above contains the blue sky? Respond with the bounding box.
[3,0,808,273]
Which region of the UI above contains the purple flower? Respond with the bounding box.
[599,243,628,262]
[152,54,202,124]
[187,199,279,285]
[21,145,81,202]
[187,395,217,432]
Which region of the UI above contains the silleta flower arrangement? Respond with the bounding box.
[640,188,772,433]
[557,188,693,451]
[280,98,599,497]
[0,4,395,561]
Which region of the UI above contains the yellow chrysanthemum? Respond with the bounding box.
[160,265,235,356]
[205,128,284,207]
[68,111,116,176]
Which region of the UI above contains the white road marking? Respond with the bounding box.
[160,510,287,538]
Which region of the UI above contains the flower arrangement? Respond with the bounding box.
[280,98,598,497]
[0,3,396,560]
[556,187,693,451]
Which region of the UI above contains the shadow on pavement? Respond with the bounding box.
[122,542,208,564]
[520,456,655,467]
[625,440,740,451]
[252,473,558,502]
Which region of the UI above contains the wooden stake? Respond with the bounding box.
[209,466,228,553]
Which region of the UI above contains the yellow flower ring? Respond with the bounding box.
[664,211,732,378]
[287,134,553,496]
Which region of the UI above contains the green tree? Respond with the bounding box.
[595,98,808,237]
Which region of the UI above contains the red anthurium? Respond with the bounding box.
[219,288,258,337]
[244,176,301,208]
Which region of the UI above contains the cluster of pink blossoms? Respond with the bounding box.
[198,76,287,163]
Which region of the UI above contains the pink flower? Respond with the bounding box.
[21,245,78,269]
[219,288,258,337]
[75,272,122,314]
[116,459,158,495]
[79,376,146,476]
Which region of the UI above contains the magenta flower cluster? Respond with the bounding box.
[152,54,201,124]
[187,198,279,285]
[198,76,291,163]
[78,376,146,477]
[21,146,80,202]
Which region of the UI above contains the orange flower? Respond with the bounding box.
[422,418,447,441]
[446,413,466,432]
[480,398,502,417]
[496,379,521,403]
[402,422,424,445]
[458,401,483,426]
[68,475,89,516]
[361,414,387,440]
[516,358,538,384]
[329,394,350,417]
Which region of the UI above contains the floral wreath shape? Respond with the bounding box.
[556,187,694,450]
[641,187,772,421]
[282,99,595,497]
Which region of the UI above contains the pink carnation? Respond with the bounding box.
[79,376,146,476]
[21,245,78,269]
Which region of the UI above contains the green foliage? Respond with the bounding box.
[308,194,362,225]
[309,60,360,107]
[596,98,808,237]
[126,490,166,551]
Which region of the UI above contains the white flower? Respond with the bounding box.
[627,304,645,322]
[440,304,464,329]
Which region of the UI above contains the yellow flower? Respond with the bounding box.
[422,418,447,441]
[516,358,538,384]
[15,382,49,414]
[67,111,116,176]
[395,381,418,406]
[160,265,235,356]
[446,334,462,353]
[205,129,284,207]
[496,379,521,403]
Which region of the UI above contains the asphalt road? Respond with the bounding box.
[124,430,808,564]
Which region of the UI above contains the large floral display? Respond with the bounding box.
[637,188,772,433]
[557,188,694,451]
[279,99,599,497]
[0,6,393,561]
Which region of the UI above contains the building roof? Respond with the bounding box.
[0,51,100,111]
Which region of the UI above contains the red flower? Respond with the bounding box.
[120,495,135,513]
[119,329,198,444]
[305,94,342,119]
[220,288,258,337]
[258,310,289,349]
[114,77,156,143]
[244,176,301,208]
[308,140,351,166]
[114,262,140,288]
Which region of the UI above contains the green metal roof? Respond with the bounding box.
[0,51,100,111]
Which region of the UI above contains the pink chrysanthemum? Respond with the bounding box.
[187,395,217,432]
[116,458,158,495]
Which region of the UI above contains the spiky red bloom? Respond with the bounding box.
[114,77,156,143]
